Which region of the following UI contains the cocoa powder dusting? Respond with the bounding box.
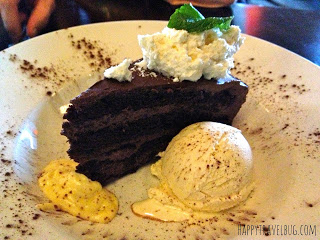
[69,34,112,72]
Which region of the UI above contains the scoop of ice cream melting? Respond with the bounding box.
[132,122,254,221]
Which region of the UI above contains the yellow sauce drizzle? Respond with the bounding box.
[37,159,118,223]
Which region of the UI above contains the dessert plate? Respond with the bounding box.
[0,21,319,239]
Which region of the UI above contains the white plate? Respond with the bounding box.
[1,21,319,240]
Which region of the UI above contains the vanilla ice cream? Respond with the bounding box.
[132,122,254,221]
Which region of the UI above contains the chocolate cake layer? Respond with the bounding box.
[62,64,248,185]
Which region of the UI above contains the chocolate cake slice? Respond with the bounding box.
[62,64,248,185]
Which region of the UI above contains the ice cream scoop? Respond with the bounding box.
[132,122,254,221]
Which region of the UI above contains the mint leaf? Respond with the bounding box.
[167,3,233,33]
[168,3,205,24]
[185,16,234,32]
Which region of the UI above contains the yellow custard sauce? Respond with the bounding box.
[132,198,191,222]
[37,159,118,223]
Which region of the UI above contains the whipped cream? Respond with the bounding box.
[104,58,132,82]
[138,26,244,82]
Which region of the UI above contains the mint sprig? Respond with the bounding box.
[167,4,233,33]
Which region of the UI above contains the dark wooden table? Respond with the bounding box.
[1,1,320,66]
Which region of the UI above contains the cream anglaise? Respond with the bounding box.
[37,159,118,223]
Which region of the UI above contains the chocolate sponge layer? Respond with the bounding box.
[62,63,248,185]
